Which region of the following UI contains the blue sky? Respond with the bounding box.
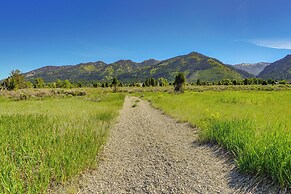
[1,0,291,79]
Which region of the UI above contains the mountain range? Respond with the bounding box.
[24,51,290,83]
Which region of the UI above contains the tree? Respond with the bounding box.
[262,80,268,85]
[62,80,72,88]
[196,79,201,85]
[92,82,99,88]
[1,70,26,90]
[48,82,57,88]
[56,79,63,88]
[232,80,238,85]
[25,81,33,88]
[77,82,83,88]
[174,72,186,93]
[222,79,232,85]
[158,77,168,86]
[143,78,158,87]
[150,78,158,86]
[243,78,249,85]
[34,78,45,88]
[112,77,119,92]
[267,79,275,85]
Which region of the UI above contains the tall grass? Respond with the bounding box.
[0,91,124,193]
[143,90,291,187]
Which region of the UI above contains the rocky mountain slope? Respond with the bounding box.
[233,62,270,76]
[257,55,291,80]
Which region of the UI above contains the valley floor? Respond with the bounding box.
[60,96,280,193]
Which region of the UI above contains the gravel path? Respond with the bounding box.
[76,96,278,194]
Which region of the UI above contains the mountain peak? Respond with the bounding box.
[140,59,160,66]
[95,61,107,64]
[111,60,137,66]
[142,59,157,62]
[113,59,135,63]
[187,51,204,57]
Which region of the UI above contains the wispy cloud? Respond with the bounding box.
[250,39,291,49]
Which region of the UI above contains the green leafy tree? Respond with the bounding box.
[62,80,72,88]
[232,80,238,85]
[158,77,168,86]
[262,80,268,85]
[56,79,63,88]
[243,78,249,85]
[143,78,158,87]
[174,72,186,93]
[34,78,45,88]
[48,82,57,88]
[196,79,201,85]
[150,78,158,86]
[267,79,275,85]
[112,77,119,92]
[1,70,26,90]
[77,82,83,88]
[54,79,72,88]
[25,81,33,88]
[222,79,232,85]
[92,82,99,88]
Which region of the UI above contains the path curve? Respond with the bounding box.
[77,96,277,194]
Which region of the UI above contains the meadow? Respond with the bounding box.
[0,85,290,192]
[142,89,291,187]
[0,89,124,193]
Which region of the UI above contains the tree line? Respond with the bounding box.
[0,70,288,92]
[0,70,75,90]
[194,78,287,85]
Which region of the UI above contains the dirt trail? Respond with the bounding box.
[76,96,277,194]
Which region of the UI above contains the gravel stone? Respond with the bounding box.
[74,96,281,194]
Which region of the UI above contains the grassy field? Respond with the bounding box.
[142,90,291,187]
[0,89,124,193]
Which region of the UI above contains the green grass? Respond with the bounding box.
[0,90,124,193]
[142,90,291,187]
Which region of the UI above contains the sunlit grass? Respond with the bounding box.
[0,90,124,193]
[143,90,291,187]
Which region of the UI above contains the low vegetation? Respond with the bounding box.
[142,90,291,188]
[0,73,290,191]
[0,89,124,193]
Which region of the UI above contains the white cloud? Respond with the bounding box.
[251,39,291,49]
